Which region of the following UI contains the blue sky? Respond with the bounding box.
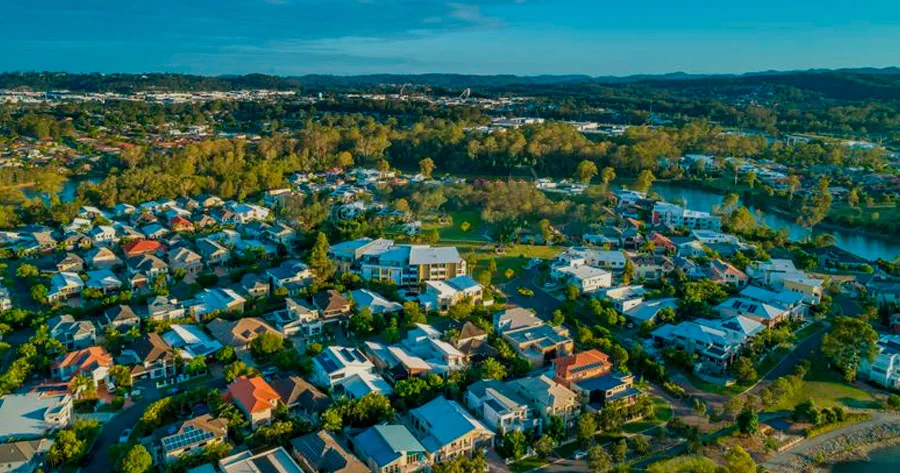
[2,0,899,76]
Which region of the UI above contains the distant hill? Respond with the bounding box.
[1,68,899,101]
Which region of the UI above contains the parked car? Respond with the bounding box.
[119,428,132,444]
[573,450,588,460]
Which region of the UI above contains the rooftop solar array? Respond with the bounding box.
[161,425,216,452]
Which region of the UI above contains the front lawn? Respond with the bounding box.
[509,456,548,473]
[622,396,673,433]
[768,353,877,411]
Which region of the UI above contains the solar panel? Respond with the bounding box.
[161,425,217,452]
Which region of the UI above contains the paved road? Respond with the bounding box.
[499,273,561,318]
[530,458,590,473]
[82,380,163,472]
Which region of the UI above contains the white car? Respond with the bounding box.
[543,281,555,288]
[119,428,132,444]
[573,450,588,460]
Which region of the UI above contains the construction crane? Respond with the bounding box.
[459,88,471,100]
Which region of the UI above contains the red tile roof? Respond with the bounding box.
[122,239,164,257]
[553,349,612,384]
[52,346,113,373]
[228,376,280,414]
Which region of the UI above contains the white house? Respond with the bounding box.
[595,285,647,313]
[551,265,612,294]
[861,335,900,390]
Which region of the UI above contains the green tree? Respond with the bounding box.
[497,430,528,460]
[119,444,152,473]
[587,445,611,472]
[724,445,756,473]
[478,358,506,380]
[744,170,758,189]
[565,284,580,301]
[821,317,879,382]
[575,160,599,184]
[633,170,656,193]
[600,167,616,185]
[350,307,374,335]
[799,178,833,236]
[403,301,426,326]
[732,357,758,384]
[577,413,597,447]
[630,435,650,456]
[737,407,759,435]
[534,435,556,459]
[309,231,335,282]
[250,333,285,360]
[419,157,436,178]
[109,365,134,389]
[16,263,38,279]
[787,175,801,201]
[611,438,627,464]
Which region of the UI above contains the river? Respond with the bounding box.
[22,175,101,204]
[649,181,900,262]
[830,443,900,473]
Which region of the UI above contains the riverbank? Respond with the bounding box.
[764,414,900,473]
[661,177,900,244]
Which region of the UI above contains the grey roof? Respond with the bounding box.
[408,246,461,265]
[0,394,70,441]
[409,396,491,453]
[290,431,368,473]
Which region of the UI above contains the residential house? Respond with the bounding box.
[207,317,281,353]
[553,349,613,388]
[127,333,177,380]
[270,376,330,422]
[715,297,793,327]
[352,425,429,473]
[169,248,203,276]
[555,247,626,271]
[265,222,297,246]
[0,393,73,441]
[780,274,824,304]
[47,315,96,350]
[570,372,641,411]
[267,260,314,295]
[221,448,304,473]
[0,439,51,473]
[268,298,322,337]
[453,321,498,363]
[493,308,543,333]
[153,415,229,464]
[624,298,678,325]
[122,239,164,258]
[551,265,612,294]
[228,376,280,428]
[406,396,495,463]
[810,245,870,270]
[85,269,123,294]
[239,273,270,299]
[104,305,140,330]
[196,238,231,266]
[168,216,195,233]
[47,272,84,303]
[465,380,540,433]
[596,285,647,313]
[312,290,353,320]
[50,346,113,387]
[290,431,368,473]
[55,253,85,272]
[350,289,402,314]
[631,255,675,281]
[507,375,580,425]
[88,225,117,246]
[707,259,748,287]
[145,296,187,323]
[501,323,573,367]
[127,254,168,280]
[84,246,121,270]
[162,324,223,360]
[651,316,764,374]
[311,346,392,398]
[188,288,246,318]
[651,202,721,231]
[861,334,900,390]
[746,259,803,287]
[421,275,484,312]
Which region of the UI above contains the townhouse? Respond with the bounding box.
[352,425,430,473]
[465,380,541,433]
[406,396,495,463]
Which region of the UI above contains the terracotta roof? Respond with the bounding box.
[553,349,612,381]
[228,376,280,414]
[122,239,164,257]
[52,346,113,373]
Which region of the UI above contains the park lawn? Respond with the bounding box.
[435,210,487,241]
[622,396,673,433]
[449,242,564,280]
[509,456,548,473]
[769,355,876,411]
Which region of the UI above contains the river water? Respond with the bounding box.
[830,443,900,473]
[650,181,900,263]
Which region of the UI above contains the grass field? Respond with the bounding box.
[622,396,673,433]
[509,456,548,473]
[432,210,488,241]
[448,241,564,280]
[769,354,877,411]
